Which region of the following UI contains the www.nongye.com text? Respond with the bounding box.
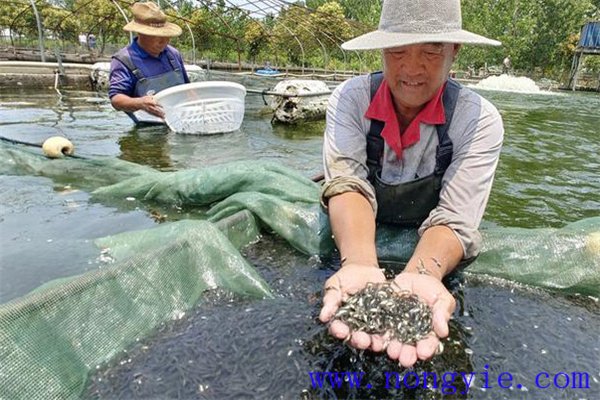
[308,365,592,395]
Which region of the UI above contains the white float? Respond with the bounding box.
[42,136,74,158]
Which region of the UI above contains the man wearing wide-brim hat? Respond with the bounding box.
[109,2,189,123]
[319,0,504,367]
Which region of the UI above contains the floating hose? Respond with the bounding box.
[54,70,62,97]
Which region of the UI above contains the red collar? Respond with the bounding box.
[364,80,446,159]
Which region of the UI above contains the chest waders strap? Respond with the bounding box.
[366,72,386,183]
[366,72,462,226]
[113,49,145,83]
[165,50,181,74]
[112,47,182,89]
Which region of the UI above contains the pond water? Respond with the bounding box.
[0,73,599,399]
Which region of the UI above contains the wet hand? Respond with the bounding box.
[384,272,456,367]
[138,95,164,118]
[319,263,386,348]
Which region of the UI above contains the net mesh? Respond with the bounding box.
[0,218,270,400]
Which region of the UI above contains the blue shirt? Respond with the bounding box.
[108,38,190,98]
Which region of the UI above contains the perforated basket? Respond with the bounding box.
[155,81,246,134]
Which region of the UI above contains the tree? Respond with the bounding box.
[309,1,353,68]
[73,0,128,54]
[307,0,381,26]
[460,0,597,77]
[244,20,268,63]
[1,0,597,77]
[271,4,314,66]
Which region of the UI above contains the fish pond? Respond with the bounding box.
[0,73,599,399]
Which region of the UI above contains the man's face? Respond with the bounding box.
[138,34,171,57]
[383,43,460,115]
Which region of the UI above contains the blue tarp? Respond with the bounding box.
[578,21,600,49]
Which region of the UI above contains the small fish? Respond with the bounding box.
[333,282,433,344]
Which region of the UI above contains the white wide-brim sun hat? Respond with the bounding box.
[342,0,501,50]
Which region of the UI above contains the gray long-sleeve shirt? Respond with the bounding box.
[321,75,504,258]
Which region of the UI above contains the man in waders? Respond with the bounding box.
[109,2,189,123]
[319,0,504,367]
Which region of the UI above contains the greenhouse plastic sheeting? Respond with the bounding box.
[1,141,599,399]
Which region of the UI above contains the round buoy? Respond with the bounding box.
[42,136,74,158]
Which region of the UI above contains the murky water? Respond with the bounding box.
[478,88,600,228]
[82,235,599,399]
[1,75,599,399]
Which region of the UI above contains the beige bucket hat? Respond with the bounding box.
[342,0,500,50]
[123,2,182,38]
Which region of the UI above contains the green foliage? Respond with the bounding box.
[271,4,313,66]
[72,0,124,47]
[1,0,598,78]
[460,0,598,77]
[244,20,267,62]
[308,0,382,26]
[0,2,30,37]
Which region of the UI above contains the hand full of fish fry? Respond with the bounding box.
[319,264,455,368]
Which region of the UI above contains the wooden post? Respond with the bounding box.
[567,52,582,91]
[573,53,582,91]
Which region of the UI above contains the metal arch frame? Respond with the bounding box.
[234,0,364,71]
[264,0,337,70]
[261,0,324,71]
[234,0,330,71]
[157,0,197,64]
[276,22,307,73]
[288,7,352,72]
[43,0,99,48]
[277,0,369,72]
[223,0,307,72]
[110,0,133,43]
[9,0,371,73]
[287,0,367,73]
[29,0,45,62]
[194,0,367,73]
[8,3,37,48]
[184,20,196,64]
[168,0,250,69]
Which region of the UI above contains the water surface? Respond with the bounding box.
[1,76,598,399]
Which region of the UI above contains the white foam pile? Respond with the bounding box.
[473,74,543,94]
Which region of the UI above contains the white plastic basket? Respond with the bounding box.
[155,81,246,134]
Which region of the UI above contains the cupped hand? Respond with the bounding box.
[320,267,456,368]
[139,95,165,118]
[385,272,456,367]
[319,263,386,348]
